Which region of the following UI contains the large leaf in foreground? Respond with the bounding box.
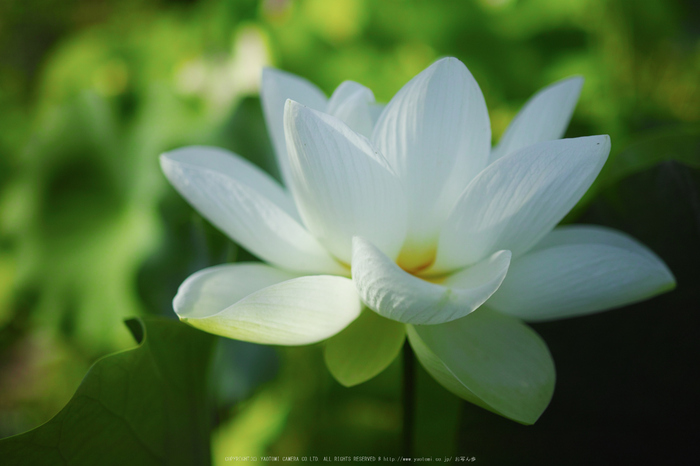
[0,317,217,466]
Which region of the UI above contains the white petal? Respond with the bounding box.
[490,77,584,163]
[284,101,407,263]
[260,68,327,189]
[488,226,676,321]
[163,146,300,220]
[433,135,610,273]
[175,263,362,345]
[528,224,660,260]
[372,58,491,268]
[326,81,376,138]
[407,308,555,425]
[173,262,300,318]
[369,103,385,125]
[352,237,511,325]
[326,81,370,114]
[161,147,346,275]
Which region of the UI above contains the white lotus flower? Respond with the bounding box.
[161,58,675,424]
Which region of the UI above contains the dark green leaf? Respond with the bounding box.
[0,317,217,466]
[601,125,700,188]
[567,125,700,220]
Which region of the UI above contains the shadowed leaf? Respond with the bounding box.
[0,317,217,466]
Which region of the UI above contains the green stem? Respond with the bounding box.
[402,340,415,457]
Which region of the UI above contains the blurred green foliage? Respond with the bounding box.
[0,0,698,463]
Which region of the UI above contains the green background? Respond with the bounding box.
[0,0,698,464]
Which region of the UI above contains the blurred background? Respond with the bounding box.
[0,0,698,464]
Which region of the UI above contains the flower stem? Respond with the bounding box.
[402,339,415,457]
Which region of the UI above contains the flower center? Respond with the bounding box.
[396,244,437,275]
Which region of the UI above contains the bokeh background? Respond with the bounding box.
[1,0,698,464]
